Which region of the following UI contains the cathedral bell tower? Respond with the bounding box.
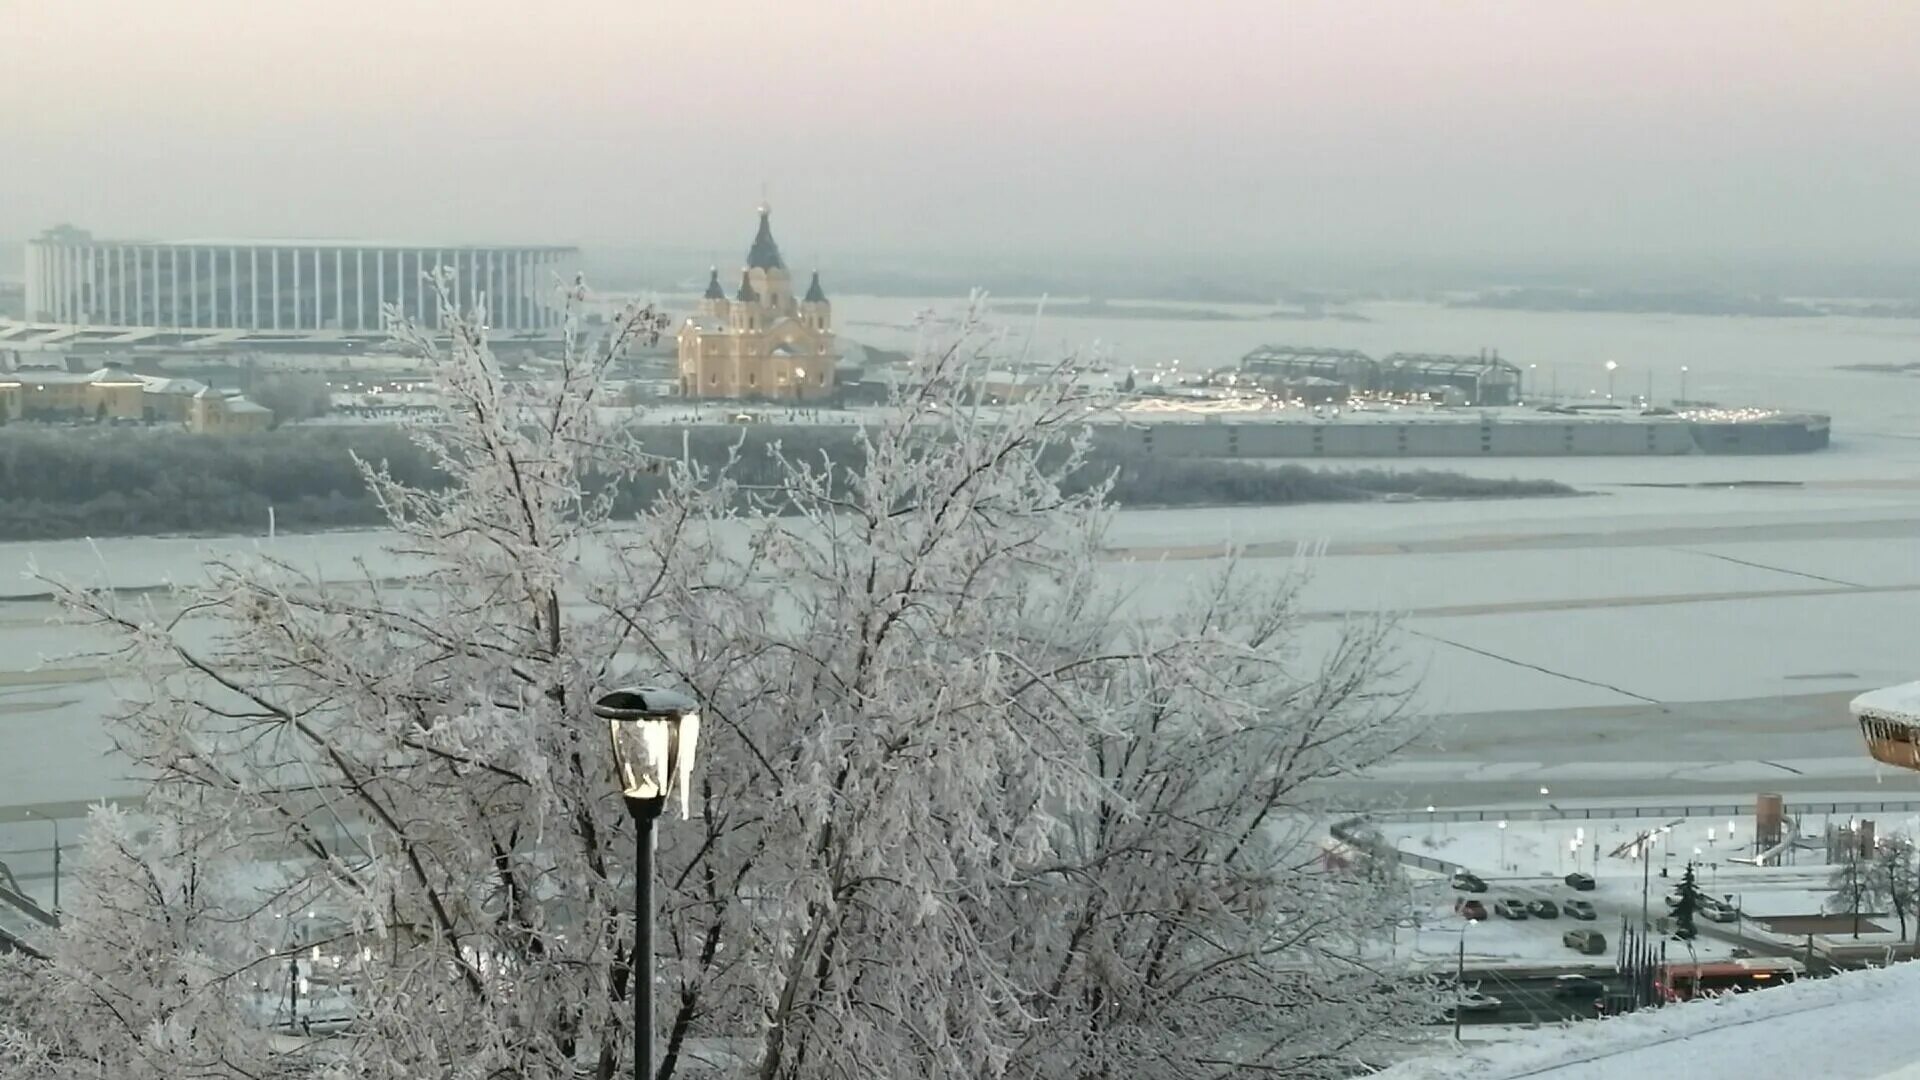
[676,204,838,401]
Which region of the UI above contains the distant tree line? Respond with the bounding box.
[0,424,1571,541]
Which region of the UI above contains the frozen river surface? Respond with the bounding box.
[3,300,1919,893]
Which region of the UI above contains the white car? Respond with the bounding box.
[1700,898,1741,923]
[1454,991,1502,1013]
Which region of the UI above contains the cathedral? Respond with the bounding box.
[676,207,836,400]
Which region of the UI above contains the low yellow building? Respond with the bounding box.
[7,366,146,421]
[188,387,274,433]
[676,207,837,400]
[0,366,271,430]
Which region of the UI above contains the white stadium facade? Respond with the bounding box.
[17,226,577,341]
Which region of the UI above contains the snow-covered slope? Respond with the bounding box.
[1378,963,1920,1079]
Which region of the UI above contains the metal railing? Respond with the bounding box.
[1360,800,1920,826]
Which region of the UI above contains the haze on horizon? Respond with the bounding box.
[4,0,1918,269]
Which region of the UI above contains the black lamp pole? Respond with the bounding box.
[600,686,700,1080]
[628,795,666,1080]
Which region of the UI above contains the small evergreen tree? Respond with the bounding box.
[1672,863,1703,939]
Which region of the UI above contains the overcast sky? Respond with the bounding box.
[5,0,1917,264]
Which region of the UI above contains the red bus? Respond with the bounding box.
[1656,957,1802,1002]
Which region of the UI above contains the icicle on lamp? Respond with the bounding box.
[597,685,701,820]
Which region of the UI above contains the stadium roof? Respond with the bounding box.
[50,237,576,252]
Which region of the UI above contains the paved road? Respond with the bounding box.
[1447,968,1623,1026]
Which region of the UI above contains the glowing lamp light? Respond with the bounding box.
[596,686,702,820]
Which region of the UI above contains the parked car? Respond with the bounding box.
[1564,872,1597,891]
[1451,872,1489,893]
[1526,899,1561,919]
[1563,929,1608,955]
[1456,899,1488,921]
[1701,898,1740,923]
[1494,899,1529,920]
[1563,899,1597,921]
[1553,974,1603,998]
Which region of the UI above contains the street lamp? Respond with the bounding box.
[793,366,806,402]
[1604,360,1619,402]
[21,809,59,912]
[1497,820,1508,869]
[1454,916,1479,1042]
[597,686,702,1080]
[1679,365,1689,405]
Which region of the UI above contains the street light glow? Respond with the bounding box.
[598,686,702,819]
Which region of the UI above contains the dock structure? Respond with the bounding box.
[1240,345,1523,406]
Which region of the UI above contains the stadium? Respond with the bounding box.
[12,225,577,345]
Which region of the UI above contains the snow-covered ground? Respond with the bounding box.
[1369,806,1920,974]
[1378,960,1920,1079]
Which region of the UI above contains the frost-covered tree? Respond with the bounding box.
[1827,841,1871,939]
[0,284,1429,1079]
[1864,836,1918,942]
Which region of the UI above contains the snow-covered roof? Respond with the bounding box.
[223,398,273,415]
[137,375,209,396]
[14,370,97,385]
[1852,681,1920,725]
[1377,962,1920,1080]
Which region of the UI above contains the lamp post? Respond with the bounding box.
[1639,834,1652,930]
[793,366,806,402]
[597,686,702,1080]
[21,809,59,912]
[1679,365,1689,405]
[1604,360,1618,403]
[1497,820,1508,869]
[1454,917,1478,1042]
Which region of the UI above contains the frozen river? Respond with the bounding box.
[2,300,1919,899]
